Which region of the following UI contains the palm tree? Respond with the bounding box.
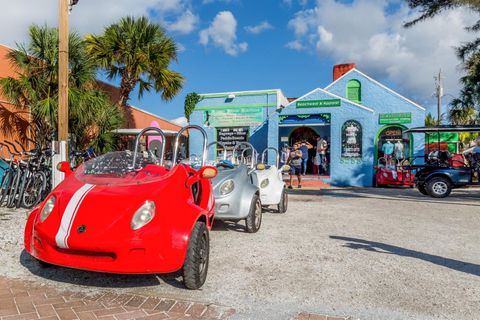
[85,16,184,107]
[0,25,123,151]
[425,113,438,127]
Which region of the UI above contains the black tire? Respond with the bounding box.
[182,221,209,290]
[245,194,262,233]
[22,172,46,209]
[0,170,13,206]
[7,171,21,208]
[15,171,30,208]
[277,188,288,213]
[417,184,428,195]
[426,177,452,198]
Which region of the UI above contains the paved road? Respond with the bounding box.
[1,187,479,319]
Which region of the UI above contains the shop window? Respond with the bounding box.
[376,126,410,163]
[347,79,361,103]
[341,120,362,159]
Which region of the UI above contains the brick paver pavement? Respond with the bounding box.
[0,277,235,320]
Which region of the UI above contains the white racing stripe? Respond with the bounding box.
[55,183,94,249]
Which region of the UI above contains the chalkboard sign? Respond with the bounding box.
[341,120,362,159]
[217,127,249,150]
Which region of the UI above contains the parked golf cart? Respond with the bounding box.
[208,141,262,233]
[24,125,218,290]
[255,147,289,213]
[405,125,480,198]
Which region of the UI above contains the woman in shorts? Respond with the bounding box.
[288,145,303,189]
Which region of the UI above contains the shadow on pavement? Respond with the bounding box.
[212,220,247,233]
[330,236,480,277]
[19,250,185,289]
[320,187,480,207]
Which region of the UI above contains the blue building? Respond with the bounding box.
[190,64,425,187]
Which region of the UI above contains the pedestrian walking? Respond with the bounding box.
[280,143,290,165]
[299,140,313,175]
[287,144,303,189]
[316,136,328,174]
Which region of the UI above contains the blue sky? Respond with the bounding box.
[1,0,477,122]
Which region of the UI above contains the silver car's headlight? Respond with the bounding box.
[260,178,270,188]
[220,179,234,195]
[40,196,55,222]
[131,201,155,230]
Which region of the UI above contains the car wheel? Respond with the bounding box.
[417,184,428,195]
[183,221,209,290]
[245,195,262,233]
[426,177,452,198]
[277,188,288,213]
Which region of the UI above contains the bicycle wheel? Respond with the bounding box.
[16,170,30,209]
[22,172,46,209]
[7,170,21,208]
[0,170,13,206]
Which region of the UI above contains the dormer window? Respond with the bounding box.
[347,79,361,103]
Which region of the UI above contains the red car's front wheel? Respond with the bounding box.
[182,221,209,290]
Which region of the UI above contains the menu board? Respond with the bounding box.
[341,120,362,158]
[217,127,249,150]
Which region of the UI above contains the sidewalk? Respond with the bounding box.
[0,277,234,320]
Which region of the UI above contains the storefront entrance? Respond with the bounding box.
[279,125,330,175]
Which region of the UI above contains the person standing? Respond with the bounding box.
[299,140,313,175]
[316,136,328,174]
[280,143,290,166]
[287,144,303,189]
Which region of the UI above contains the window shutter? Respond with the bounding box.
[347,80,361,103]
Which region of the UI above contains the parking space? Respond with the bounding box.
[1,187,479,319]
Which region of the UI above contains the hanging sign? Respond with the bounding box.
[341,120,362,159]
[296,99,341,108]
[379,112,412,124]
[205,108,263,127]
[278,113,331,125]
[216,127,249,150]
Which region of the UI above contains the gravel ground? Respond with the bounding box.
[1,187,480,320]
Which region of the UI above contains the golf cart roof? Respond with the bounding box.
[405,125,480,133]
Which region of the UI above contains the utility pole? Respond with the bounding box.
[434,69,443,126]
[58,0,69,148]
[54,0,77,187]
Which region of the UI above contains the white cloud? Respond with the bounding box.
[285,40,305,51]
[0,0,195,47]
[171,116,188,126]
[245,21,274,34]
[199,11,247,56]
[167,10,199,34]
[286,0,478,104]
[283,0,309,7]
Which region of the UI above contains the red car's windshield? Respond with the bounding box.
[75,151,169,186]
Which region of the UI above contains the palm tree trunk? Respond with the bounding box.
[118,74,137,107]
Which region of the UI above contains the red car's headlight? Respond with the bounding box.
[40,196,56,222]
[131,201,155,230]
